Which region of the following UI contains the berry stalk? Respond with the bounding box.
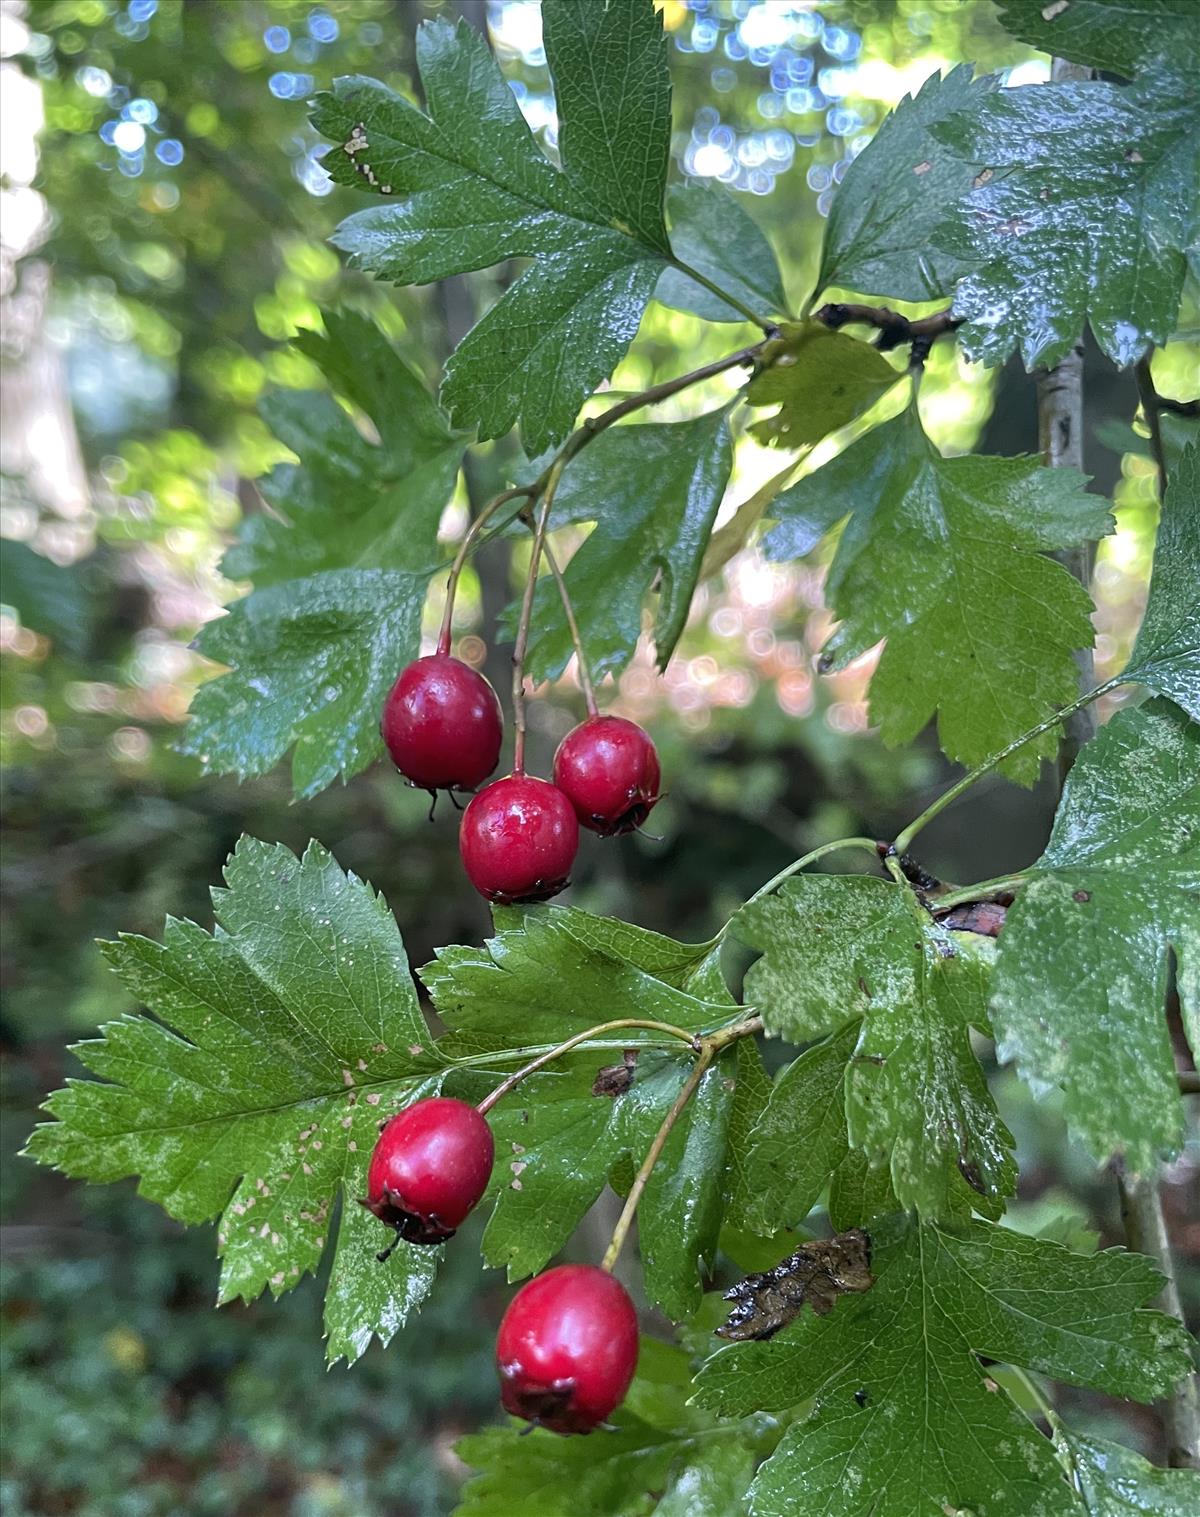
[475,1016,699,1117]
[597,1011,762,1274]
[510,462,568,774]
[438,485,533,657]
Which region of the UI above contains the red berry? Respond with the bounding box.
[553,716,661,836]
[381,654,502,795]
[362,1097,494,1249]
[459,774,579,904]
[496,1265,639,1434]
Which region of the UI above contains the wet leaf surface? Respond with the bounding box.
[991,699,1200,1171]
[734,874,1017,1220]
[1124,440,1200,719]
[696,1214,1194,1517]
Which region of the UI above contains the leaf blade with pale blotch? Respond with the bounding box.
[991,699,1200,1172]
[734,874,1016,1219]
[24,837,447,1364]
[313,7,674,451]
[931,79,1199,369]
[817,64,996,302]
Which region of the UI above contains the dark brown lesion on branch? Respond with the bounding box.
[814,301,961,364]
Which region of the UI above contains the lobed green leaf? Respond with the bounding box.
[25,837,447,1363]
[765,404,1112,780]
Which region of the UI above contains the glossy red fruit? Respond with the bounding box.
[496,1264,639,1434]
[363,1097,494,1251]
[459,774,579,904]
[381,654,503,796]
[553,715,661,836]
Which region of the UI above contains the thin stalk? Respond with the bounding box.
[539,533,599,718]
[509,472,564,774]
[668,258,776,332]
[892,678,1120,855]
[600,1045,715,1273]
[930,874,1028,912]
[475,1016,699,1117]
[722,836,882,936]
[437,485,533,655]
[452,1037,689,1070]
[541,342,764,488]
[1179,1070,1200,1097]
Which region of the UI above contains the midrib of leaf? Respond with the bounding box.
[936,1231,1120,1360]
[73,1074,426,1139]
[352,84,656,253]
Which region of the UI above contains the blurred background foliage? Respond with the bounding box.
[0,2,1195,1513]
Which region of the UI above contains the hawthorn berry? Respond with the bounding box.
[381,654,503,799]
[362,1096,494,1253]
[496,1264,639,1434]
[553,715,661,836]
[459,773,579,904]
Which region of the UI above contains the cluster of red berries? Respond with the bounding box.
[363,1096,638,1434]
[381,652,661,904]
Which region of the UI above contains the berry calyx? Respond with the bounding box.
[381,654,503,797]
[553,716,661,836]
[496,1264,639,1434]
[459,774,579,904]
[362,1096,495,1252]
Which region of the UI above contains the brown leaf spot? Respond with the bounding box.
[913,160,932,176]
[1041,0,1069,18]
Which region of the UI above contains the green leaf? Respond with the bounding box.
[734,875,1016,1219]
[996,0,1200,82]
[455,1343,763,1517]
[764,405,1113,780]
[541,0,671,252]
[657,182,787,323]
[695,1215,1194,1517]
[991,699,1200,1172]
[509,406,734,681]
[746,322,900,450]
[480,1054,685,1287]
[225,312,462,585]
[428,907,747,1315]
[738,1025,860,1234]
[181,568,425,797]
[1055,1424,1200,1515]
[423,906,732,1054]
[25,837,447,1364]
[313,6,672,453]
[817,64,997,302]
[0,538,92,658]
[1124,441,1200,719]
[640,1056,737,1320]
[932,79,1200,369]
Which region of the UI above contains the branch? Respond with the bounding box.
[1116,1168,1200,1467]
[1135,355,1196,497]
[813,301,961,364]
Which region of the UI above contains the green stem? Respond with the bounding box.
[721,836,881,937]
[930,874,1028,912]
[475,1016,699,1116]
[893,679,1121,856]
[600,1045,715,1273]
[437,485,533,655]
[668,257,776,332]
